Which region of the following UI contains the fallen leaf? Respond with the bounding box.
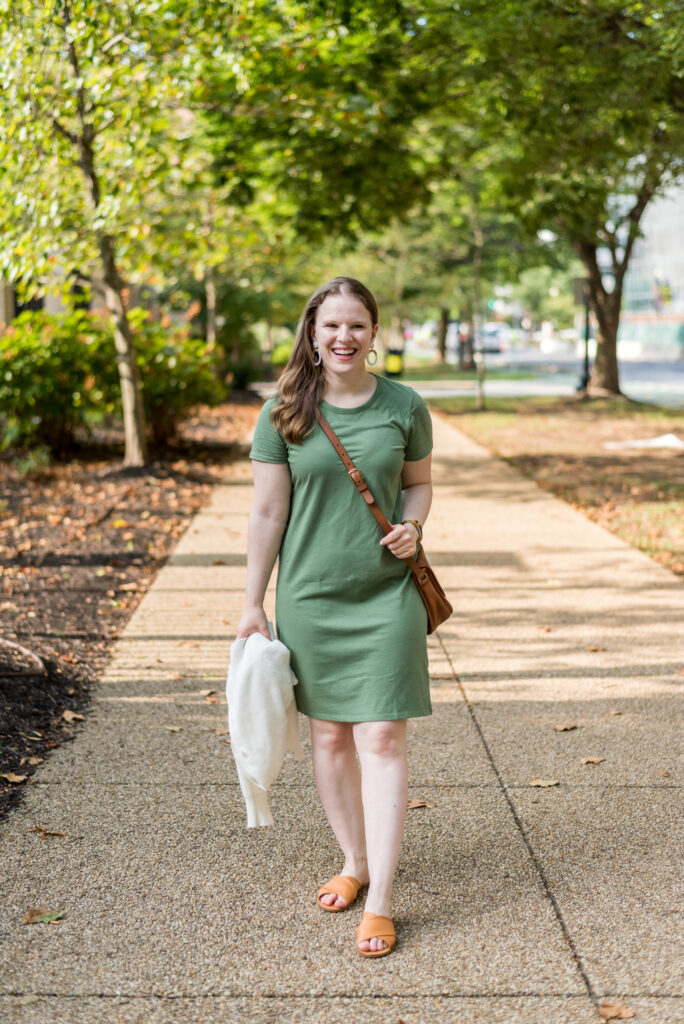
[581,756,606,765]
[407,799,436,809]
[205,696,219,704]
[656,769,671,778]
[599,1000,634,1020]
[214,727,229,736]
[62,709,85,723]
[675,667,684,677]
[200,689,216,697]
[16,995,40,1005]
[164,725,183,733]
[609,710,623,716]
[554,722,578,732]
[529,778,559,787]
[1,773,27,783]
[22,908,64,925]
[28,757,44,765]
[586,646,606,652]
[27,826,66,839]
[537,625,553,632]
[178,641,199,648]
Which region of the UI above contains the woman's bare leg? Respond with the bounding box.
[353,719,408,952]
[309,718,369,907]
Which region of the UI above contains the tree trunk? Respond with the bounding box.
[589,309,621,394]
[61,21,147,466]
[205,265,217,350]
[437,307,449,362]
[575,241,622,395]
[99,235,148,466]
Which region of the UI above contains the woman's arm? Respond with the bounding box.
[236,460,292,639]
[380,454,433,559]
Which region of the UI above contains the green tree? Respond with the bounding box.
[450,0,684,394]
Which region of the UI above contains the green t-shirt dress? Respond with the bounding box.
[249,374,433,722]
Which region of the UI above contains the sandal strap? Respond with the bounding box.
[317,875,363,905]
[356,912,396,946]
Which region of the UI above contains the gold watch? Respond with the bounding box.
[402,519,423,542]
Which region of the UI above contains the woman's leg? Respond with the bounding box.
[309,718,370,908]
[353,719,408,952]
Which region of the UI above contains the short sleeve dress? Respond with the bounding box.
[249,374,433,722]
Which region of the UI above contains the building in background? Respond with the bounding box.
[619,184,684,358]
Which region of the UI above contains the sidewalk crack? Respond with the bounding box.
[436,632,599,1011]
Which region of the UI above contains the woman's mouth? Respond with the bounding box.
[331,348,356,361]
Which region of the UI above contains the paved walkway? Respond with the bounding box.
[1,412,682,1024]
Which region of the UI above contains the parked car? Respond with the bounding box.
[481,322,511,353]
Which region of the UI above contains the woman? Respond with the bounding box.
[236,276,433,957]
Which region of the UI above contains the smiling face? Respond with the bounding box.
[312,292,378,378]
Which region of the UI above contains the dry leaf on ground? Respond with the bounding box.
[1,772,27,783]
[599,1000,634,1020]
[537,625,553,632]
[62,709,85,723]
[200,689,216,697]
[529,778,560,787]
[609,710,623,716]
[581,756,606,765]
[214,727,229,736]
[656,769,671,778]
[407,799,436,809]
[15,995,40,1005]
[554,722,578,732]
[164,725,183,733]
[27,756,44,765]
[586,646,606,652]
[178,641,200,648]
[22,908,64,925]
[27,826,66,839]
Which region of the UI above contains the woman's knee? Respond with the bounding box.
[310,718,354,757]
[355,720,406,760]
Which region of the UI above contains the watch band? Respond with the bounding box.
[402,519,423,542]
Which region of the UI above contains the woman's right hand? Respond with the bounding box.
[236,604,271,640]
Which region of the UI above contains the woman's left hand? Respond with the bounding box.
[380,522,419,559]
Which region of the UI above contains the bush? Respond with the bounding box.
[127,311,224,445]
[271,340,293,367]
[0,309,224,454]
[0,310,115,454]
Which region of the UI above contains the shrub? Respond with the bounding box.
[0,310,115,454]
[128,310,224,445]
[0,309,224,454]
[271,340,293,367]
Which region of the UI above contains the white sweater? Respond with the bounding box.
[226,624,304,827]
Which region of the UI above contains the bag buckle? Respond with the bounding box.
[348,468,367,490]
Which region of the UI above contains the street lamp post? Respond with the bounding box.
[573,277,591,392]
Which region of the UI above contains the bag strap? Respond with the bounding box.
[316,410,430,584]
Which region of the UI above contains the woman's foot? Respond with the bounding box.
[356,912,396,957]
[318,862,369,910]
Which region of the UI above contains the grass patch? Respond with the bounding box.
[431,395,684,578]
[397,362,536,382]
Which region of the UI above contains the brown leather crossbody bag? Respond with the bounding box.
[317,411,453,635]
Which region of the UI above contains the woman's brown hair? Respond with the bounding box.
[271,277,379,444]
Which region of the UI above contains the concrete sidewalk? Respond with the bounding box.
[1,412,682,1024]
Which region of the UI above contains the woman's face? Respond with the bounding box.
[313,293,377,375]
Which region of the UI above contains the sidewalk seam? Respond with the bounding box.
[436,631,599,1012]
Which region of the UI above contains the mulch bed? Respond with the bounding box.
[0,396,262,817]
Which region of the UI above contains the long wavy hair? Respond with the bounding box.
[271,277,379,444]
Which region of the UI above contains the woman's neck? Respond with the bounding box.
[323,370,377,408]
